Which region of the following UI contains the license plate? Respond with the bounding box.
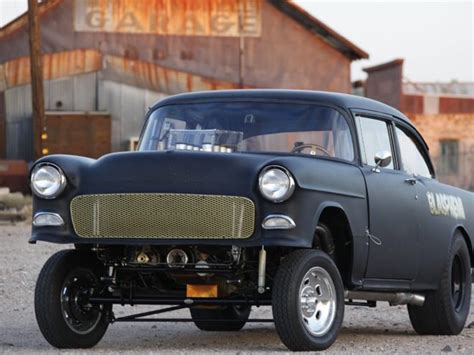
[186,284,218,298]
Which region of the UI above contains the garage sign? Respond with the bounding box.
[74,0,262,37]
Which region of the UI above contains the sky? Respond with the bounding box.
[0,0,472,83]
[293,0,473,82]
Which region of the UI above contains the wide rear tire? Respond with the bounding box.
[35,250,110,348]
[408,233,471,335]
[272,249,344,351]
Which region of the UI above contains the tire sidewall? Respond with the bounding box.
[296,252,345,347]
[273,250,344,350]
[444,235,472,329]
[35,250,109,348]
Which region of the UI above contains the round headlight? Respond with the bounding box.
[30,163,66,199]
[258,166,295,202]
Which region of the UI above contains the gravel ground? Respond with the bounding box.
[1,223,473,354]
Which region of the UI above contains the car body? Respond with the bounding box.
[30,90,473,351]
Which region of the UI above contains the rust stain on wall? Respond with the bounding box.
[0,65,6,91]
[0,49,102,89]
[102,55,242,94]
[74,0,262,37]
[0,47,242,94]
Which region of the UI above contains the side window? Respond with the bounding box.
[395,127,432,178]
[355,116,394,169]
[439,139,459,174]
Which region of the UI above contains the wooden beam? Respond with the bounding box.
[27,0,45,160]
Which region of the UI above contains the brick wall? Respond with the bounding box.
[408,113,474,190]
[408,113,474,156]
[401,94,474,115]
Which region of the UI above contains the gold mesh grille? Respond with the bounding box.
[70,193,255,239]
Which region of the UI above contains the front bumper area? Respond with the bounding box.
[30,190,312,248]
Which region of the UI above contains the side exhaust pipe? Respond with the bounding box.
[345,290,425,306]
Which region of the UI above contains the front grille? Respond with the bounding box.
[70,193,255,239]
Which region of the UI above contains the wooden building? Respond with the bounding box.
[0,0,368,161]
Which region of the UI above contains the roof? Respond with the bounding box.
[403,81,474,97]
[152,89,408,122]
[0,0,368,61]
[153,89,434,152]
[363,58,404,73]
[0,0,62,39]
[270,1,369,60]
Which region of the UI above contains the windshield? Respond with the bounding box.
[139,102,354,161]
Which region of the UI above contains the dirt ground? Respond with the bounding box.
[1,223,473,354]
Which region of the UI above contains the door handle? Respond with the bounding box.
[404,177,417,185]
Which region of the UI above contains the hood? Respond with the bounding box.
[35,151,282,197]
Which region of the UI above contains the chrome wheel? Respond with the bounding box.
[299,266,337,336]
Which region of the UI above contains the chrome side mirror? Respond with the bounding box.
[372,151,392,173]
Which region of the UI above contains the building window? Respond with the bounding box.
[440,139,459,174]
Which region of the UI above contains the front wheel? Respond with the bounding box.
[408,233,471,335]
[272,249,344,351]
[35,250,110,348]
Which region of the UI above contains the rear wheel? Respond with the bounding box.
[190,305,251,331]
[408,233,471,335]
[35,250,110,348]
[272,249,344,351]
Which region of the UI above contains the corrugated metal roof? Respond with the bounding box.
[403,81,474,97]
[363,58,404,73]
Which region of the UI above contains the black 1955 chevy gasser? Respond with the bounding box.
[30,90,473,351]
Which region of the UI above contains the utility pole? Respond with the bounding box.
[28,0,46,159]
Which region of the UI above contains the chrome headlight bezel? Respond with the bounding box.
[30,163,67,199]
[258,165,295,203]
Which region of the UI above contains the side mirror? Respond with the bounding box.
[373,151,392,173]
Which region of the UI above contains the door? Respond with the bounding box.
[394,124,443,286]
[355,115,420,281]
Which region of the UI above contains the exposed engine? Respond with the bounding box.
[125,245,239,273]
[95,245,260,301]
[167,129,243,153]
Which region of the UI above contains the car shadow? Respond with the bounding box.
[0,321,435,353]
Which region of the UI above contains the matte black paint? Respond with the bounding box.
[30,90,473,291]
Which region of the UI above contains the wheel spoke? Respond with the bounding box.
[307,273,319,288]
[299,266,336,336]
[315,281,333,302]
